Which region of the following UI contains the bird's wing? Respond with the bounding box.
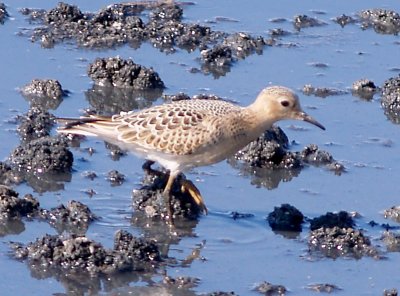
[114,99,241,155]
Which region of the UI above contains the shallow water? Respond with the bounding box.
[1,1,400,295]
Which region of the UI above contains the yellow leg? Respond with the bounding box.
[181,179,208,214]
[144,161,208,217]
[163,172,177,222]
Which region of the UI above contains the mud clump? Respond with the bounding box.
[381,231,400,252]
[21,78,66,99]
[300,144,345,174]
[0,184,95,234]
[306,283,341,293]
[383,288,399,296]
[231,127,342,190]
[20,79,67,110]
[0,162,22,186]
[293,15,327,30]
[12,230,160,277]
[10,136,73,174]
[267,203,304,232]
[381,75,400,124]
[302,84,347,98]
[20,2,268,77]
[163,275,200,290]
[334,14,356,27]
[0,3,8,24]
[309,226,380,259]
[308,211,380,259]
[164,92,191,102]
[223,33,265,59]
[359,9,400,35]
[235,128,343,174]
[201,45,233,67]
[383,206,400,223]
[40,200,95,235]
[107,170,125,186]
[44,2,84,24]
[309,211,354,230]
[87,57,165,89]
[17,107,55,142]
[132,161,203,220]
[235,126,300,169]
[0,185,40,218]
[200,33,266,78]
[253,281,287,296]
[351,78,379,100]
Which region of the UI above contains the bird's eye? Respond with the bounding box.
[281,100,290,107]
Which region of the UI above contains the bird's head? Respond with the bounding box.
[254,86,325,130]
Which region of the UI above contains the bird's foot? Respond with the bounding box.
[180,179,208,215]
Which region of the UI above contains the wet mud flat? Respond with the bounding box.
[0,1,400,295]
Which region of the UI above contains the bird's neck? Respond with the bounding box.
[238,108,273,142]
[243,103,276,134]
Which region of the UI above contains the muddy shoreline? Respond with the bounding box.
[0,1,399,295]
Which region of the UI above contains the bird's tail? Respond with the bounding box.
[56,115,116,137]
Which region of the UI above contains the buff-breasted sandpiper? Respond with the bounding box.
[58,86,325,219]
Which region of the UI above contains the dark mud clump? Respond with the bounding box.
[0,162,22,186]
[12,230,161,276]
[334,14,356,27]
[10,136,73,174]
[230,127,343,189]
[308,226,380,259]
[383,205,400,223]
[163,275,200,290]
[253,281,287,296]
[201,44,233,77]
[381,231,400,252]
[164,92,191,102]
[40,200,96,235]
[20,2,268,77]
[204,292,237,296]
[107,170,125,186]
[359,9,400,35]
[233,128,344,184]
[0,3,8,24]
[200,33,266,78]
[351,78,379,100]
[87,56,165,89]
[293,15,327,31]
[132,161,204,220]
[223,33,265,59]
[383,288,399,296]
[267,203,304,232]
[381,75,400,124]
[0,185,40,218]
[302,84,347,98]
[306,283,341,293]
[146,4,187,52]
[308,211,380,259]
[17,107,55,142]
[0,184,94,234]
[44,2,84,24]
[21,78,66,99]
[300,144,345,174]
[102,142,126,161]
[235,126,300,169]
[20,79,67,110]
[309,211,354,230]
[229,126,300,189]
